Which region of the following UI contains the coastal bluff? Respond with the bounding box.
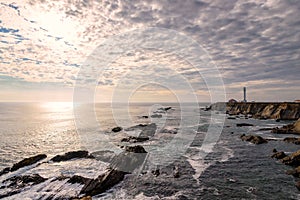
[210,102,300,120]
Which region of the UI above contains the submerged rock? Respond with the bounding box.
[151,114,162,118]
[50,150,91,162]
[240,134,268,144]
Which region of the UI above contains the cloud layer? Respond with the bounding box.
[0,0,299,101]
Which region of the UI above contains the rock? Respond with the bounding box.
[286,166,300,178]
[0,174,47,199]
[240,134,268,144]
[272,119,300,134]
[68,175,91,185]
[110,145,147,172]
[283,137,300,145]
[141,115,149,119]
[10,154,47,172]
[151,114,162,118]
[161,128,178,134]
[276,119,281,122]
[121,136,149,143]
[237,123,254,127]
[272,148,277,153]
[152,169,160,177]
[0,167,11,176]
[258,128,274,131]
[296,181,300,191]
[125,145,147,153]
[173,166,180,178]
[211,102,300,120]
[125,123,157,138]
[227,117,236,120]
[80,169,127,196]
[50,150,90,162]
[3,174,47,187]
[281,149,300,166]
[271,151,287,159]
[112,126,122,132]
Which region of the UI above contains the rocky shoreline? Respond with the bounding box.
[210,102,300,120]
[0,106,174,199]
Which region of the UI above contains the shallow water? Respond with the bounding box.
[0,102,299,199]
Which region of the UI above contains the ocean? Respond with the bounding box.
[0,102,299,199]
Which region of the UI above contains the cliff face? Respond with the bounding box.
[211,102,300,120]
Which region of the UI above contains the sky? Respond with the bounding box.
[0,0,299,102]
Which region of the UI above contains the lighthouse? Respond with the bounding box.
[243,87,247,102]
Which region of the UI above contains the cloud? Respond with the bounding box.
[0,0,299,101]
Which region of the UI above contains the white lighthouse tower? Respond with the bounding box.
[243,87,247,102]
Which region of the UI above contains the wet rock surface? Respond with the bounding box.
[121,136,149,143]
[240,134,268,144]
[50,150,92,162]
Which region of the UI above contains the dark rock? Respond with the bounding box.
[258,128,274,131]
[227,117,236,120]
[296,181,300,191]
[141,116,149,119]
[151,114,162,118]
[237,123,254,127]
[273,148,277,153]
[271,151,287,159]
[3,174,47,187]
[80,169,127,196]
[281,150,300,166]
[286,166,300,178]
[68,175,91,185]
[161,128,178,134]
[240,134,268,144]
[112,126,122,132]
[50,150,90,162]
[276,119,281,122]
[11,154,47,172]
[110,145,147,172]
[271,124,295,134]
[0,167,11,176]
[121,136,149,143]
[125,145,147,153]
[152,169,160,177]
[283,137,300,145]
[173,166,180,178]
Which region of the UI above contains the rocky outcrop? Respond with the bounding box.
[283,137,300,145]
[240,134,268,144]
[271,151,287,159]
[272,119,300,134]
[211,102,300,120]
[0,174,47,199]
[50,150,93,162]
[80,169,127,196]
[281,150,300,166]
[0,154,47,176]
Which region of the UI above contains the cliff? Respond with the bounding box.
[211,102,300,120]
